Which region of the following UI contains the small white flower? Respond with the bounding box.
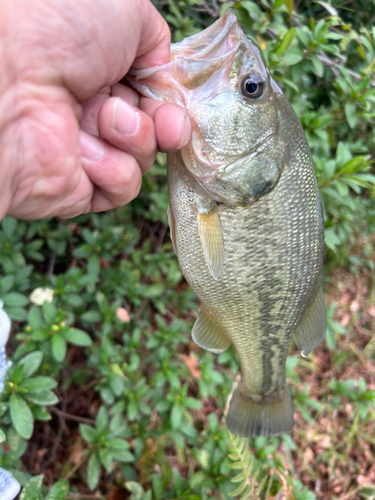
[29,287,54,306]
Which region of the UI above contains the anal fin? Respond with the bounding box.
[192,306,231,353]
[196,201,225,280]
[294,286,326,357]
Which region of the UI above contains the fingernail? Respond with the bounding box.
[80,132,105,161]
[178,115,191,149]
[111,98,140,136]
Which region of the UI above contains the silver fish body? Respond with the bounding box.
[128,10,326,438]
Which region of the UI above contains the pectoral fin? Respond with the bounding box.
[294,286,326,357]
[167,204,177,255]
[197,201,225,280]
[192,306,231,353]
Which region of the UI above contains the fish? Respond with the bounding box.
[127,9,326,438]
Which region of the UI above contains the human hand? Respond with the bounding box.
[0,0,191,220]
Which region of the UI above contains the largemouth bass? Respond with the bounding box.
[128,9,326,438]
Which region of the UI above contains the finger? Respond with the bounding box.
[81,93,109,136]
[80,85,137,137]
[141,98,191,152]
[111,83,140,106]
[98,96,157,173]
[133,1,171,69]
[80,131,142,212]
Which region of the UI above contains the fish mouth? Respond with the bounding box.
[171,9,240,60]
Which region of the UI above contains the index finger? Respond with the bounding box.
[141,97,191,152]
[132,0,171,69]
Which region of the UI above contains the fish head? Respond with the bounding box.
[128,10,289,205]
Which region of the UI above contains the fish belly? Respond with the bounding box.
[167,147,324,402]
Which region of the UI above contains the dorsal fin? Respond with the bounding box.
[196,201,225,280]
[192,306,231,353]
[294,286,326,357]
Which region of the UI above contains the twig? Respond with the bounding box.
[155,225,167,252]
[47,253,56,277]
[42,393,68,470]
[338,486,361,500]
[136,298,149,321]
[50,407,96,425]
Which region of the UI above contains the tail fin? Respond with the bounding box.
[226,384,294,438]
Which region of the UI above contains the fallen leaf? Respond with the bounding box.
[350,300,360,313]
[116,307,130,323]
[179,353,201,378]
[340,313,350,327]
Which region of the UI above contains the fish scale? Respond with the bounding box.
[128,9,326,437]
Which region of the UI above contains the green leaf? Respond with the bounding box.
[20,376,57,393]
[7,306,28,321]
[25,390,59,406]
[96,406,108,434]
[143,283,165,298]
[20,351,43,378]
[324,229,340,252]
[87,452,101,491]
[62,328,92,346]
[107,437,129,449]
[20,475,44,500]
[33,406,52,421]
[99,448,113,472]
[42,302,57,325]
[281,53,303,66]
[52,334,67,362]
[0,275,15,295]
[171,404,182,428]
[109,448,135,462]
[184,397,202,409]
[0,427,6,443]
[88,255,100,280]
[345,102,357,128]
[125,481,145,500]
[80,424,97,445]
[66,294,84,307]
[81,310,102,323]
[311,54,324,77]
[2,217,17,238]
[10,394,34,439]
[285,0,293,16]
[3,292,28,307]
[11,364,24,385]
[28,306,42,330]
[44,480,70,500]
[275,28,297,57]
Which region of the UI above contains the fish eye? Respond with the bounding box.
[240,75,264,99]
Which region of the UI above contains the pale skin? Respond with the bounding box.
[0,0,191,220]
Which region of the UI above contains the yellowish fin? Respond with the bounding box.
[197,202,225,280]
[192,306,231,353]
[167,204,177,255]
[226,384,294,438]
[294,286,326,357]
